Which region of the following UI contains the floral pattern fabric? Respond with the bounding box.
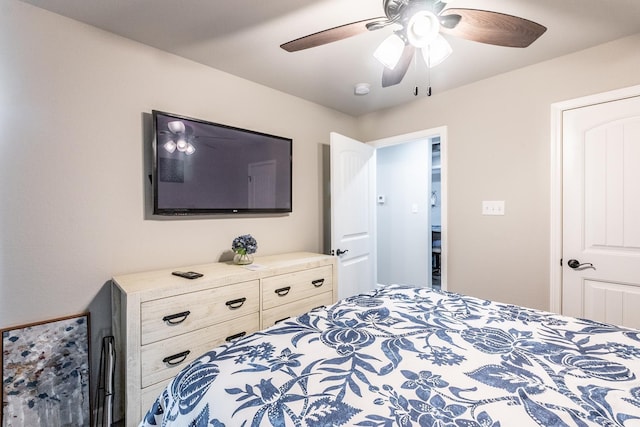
[140,285,640,426]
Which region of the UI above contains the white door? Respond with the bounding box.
[248,160,276,208]
[330,132,376,300]
[562,95,640,328]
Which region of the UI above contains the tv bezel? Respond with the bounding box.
[152,110,293,216]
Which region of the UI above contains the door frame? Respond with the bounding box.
[549,84,640,313]
[369,126,448,290]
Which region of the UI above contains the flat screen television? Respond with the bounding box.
[152,110,292,215]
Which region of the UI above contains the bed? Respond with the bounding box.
[140,284,640,426]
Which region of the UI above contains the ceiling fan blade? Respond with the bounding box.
[281,17,385,52]
[440,8,546,48]
[382,44,416,88]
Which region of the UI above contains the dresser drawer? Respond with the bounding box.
[262,265,332,310]
[140,312,259,388]
[141,381,168,416]
[262,292,333,328]
[141,280,259,345]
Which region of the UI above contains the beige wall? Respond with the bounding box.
[0,0,357,377]
[357,33,640,310]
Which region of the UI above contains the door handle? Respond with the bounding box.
[336,249,349,256]
[567,259,596,270]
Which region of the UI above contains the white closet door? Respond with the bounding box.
[562,95,640,328]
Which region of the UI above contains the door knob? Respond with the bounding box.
[336,249,349,256]
[567,259,595,270]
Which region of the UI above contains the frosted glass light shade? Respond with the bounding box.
[421,34,452,68]
[164,140,177,153]
[185,144,196,155]
[373,33,405,69]
[167,120,185,134]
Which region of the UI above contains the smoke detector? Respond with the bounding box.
[354,83,370,96]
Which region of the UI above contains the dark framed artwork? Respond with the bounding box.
[1,313,90,426]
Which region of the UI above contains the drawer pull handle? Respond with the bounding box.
[162,311,191,325]
[225,297,247,309]
[312,305,326,311]
[226,331,247,342]
[162,350,190,366]
[275,316,290,324]
[311,279,325,288]
[274,286,291,296]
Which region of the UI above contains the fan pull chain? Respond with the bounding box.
[413,49,419,96]
[427,46,432,97]
[414,47,433,97]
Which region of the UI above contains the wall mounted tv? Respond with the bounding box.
[152,110,292,215]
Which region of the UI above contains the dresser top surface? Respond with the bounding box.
[112,252,334,297]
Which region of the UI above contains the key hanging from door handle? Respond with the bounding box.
[336,249,349,256]
[567,259,596,270]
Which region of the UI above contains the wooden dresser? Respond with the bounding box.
[111,252,336,426]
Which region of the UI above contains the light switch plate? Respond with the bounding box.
[482,200,505,215]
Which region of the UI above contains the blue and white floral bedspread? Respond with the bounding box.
[141,285,640,426]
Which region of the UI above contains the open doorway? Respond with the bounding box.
[323,127,447,292]
[431,139,442,289]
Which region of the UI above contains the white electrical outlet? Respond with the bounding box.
[482,200,505,215]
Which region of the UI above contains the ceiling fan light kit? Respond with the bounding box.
[281,0,546,90]
[163,120,196,155]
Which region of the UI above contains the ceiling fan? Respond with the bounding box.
[160,122,232,155]
[280,0,546,88]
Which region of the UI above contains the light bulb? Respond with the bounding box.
[185,144,196,155]
[407,11,440,48]
[176,138,188,152]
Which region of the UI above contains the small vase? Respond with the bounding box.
[233,253,254,265]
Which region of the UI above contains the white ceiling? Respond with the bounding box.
[20,0,640,116]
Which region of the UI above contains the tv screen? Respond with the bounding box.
[152,110,292,215]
